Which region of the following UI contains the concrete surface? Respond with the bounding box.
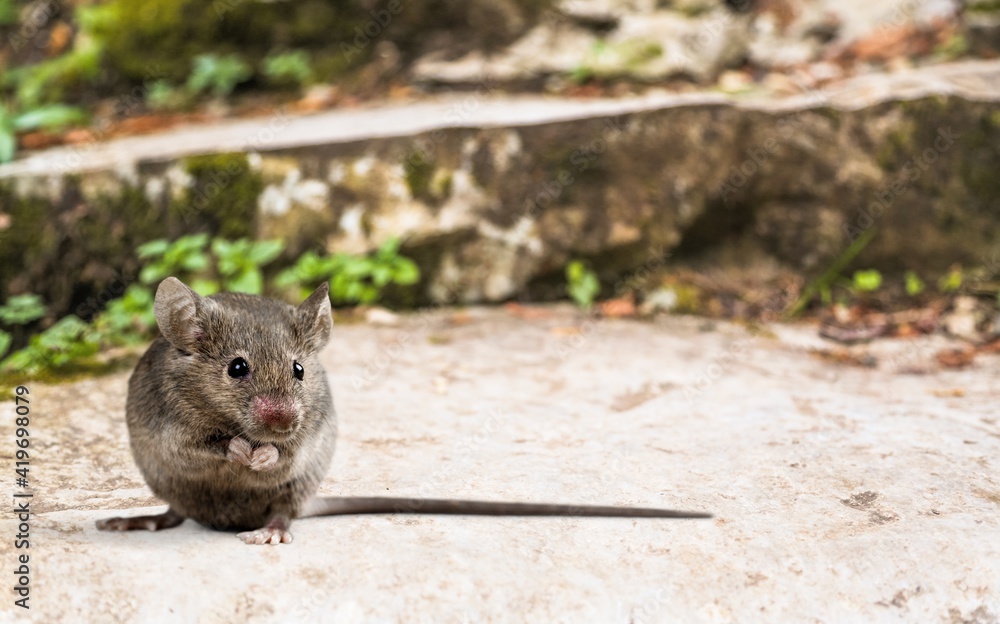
[1,306,998,623]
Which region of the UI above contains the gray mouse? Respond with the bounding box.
[97,277,710,545]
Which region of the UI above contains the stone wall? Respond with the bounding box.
[1,60,999,316]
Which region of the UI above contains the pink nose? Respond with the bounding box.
[252,396,296,430]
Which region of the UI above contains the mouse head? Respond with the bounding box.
[154,276,332,443]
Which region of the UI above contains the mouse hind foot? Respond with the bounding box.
[96,507,185,532]
[236,515,292,545]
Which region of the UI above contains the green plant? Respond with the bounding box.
[0,315,98,375]
[4,37,103,109]
[145,80,189,111]
[0,0,17,25]
[851,269,882,293]
[137,233,211,286]
[938,267,963,292]
[565,260,600,309]
[137,234,285,295]
[0,294,47,359]
[935,33,969,60]
[262,50,313,87]
[785,228,877,318]
[211,238,284,295]
[0,294,46,325]
[0,103,87,162]
[904,271,925,296]
[276,238,420,305]
[91,285,155,346]
[186,53,252,98]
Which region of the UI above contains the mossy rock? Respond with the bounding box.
[172,153,263,239]
[92,0,367,84]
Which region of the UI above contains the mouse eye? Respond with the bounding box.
[228,357,250,378]
[292,361,304,381]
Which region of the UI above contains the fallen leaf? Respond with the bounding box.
[504,302,550,320]
[599,295,636,318]
[935,347,976,369]
[550,326,582,336]
[931,388,965,398]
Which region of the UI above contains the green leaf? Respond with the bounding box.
[852,269,882,293]
[247,239,284,265]
[13,104,87,132]
[181,253,210,273]
[0,129,15,164]
[391,258,420,285]
[190,279,220,297]
[1,348,40,375]
[0,330,10,358]
[140,264,170,285]
[0,294,46,325]
[187,54,253,98]
[565,261,599,309]
[262,50,313,86]
[904,271,925,296]
[377,237,401,260]
[174,233,210,256]
[938,268,963,292]
[226,270,263,295]
[137,239,170,259]
[371,264,393,288]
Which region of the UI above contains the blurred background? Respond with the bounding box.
[0,0,998,379]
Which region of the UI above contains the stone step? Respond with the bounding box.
[1,60,999,314]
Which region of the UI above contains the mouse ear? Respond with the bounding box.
[154,277,215,352]
[295,282,332,353]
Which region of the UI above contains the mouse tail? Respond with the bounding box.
[300,496,712,518]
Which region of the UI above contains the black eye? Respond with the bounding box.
[228,357,250,378]
[293,361,304,381]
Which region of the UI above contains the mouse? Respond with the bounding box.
[97,276,711,545]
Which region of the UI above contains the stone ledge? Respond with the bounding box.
[2,60,999,312]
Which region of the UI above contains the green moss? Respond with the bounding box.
[958,113,1000,203]
[78,185,164,260]
[91,0,366,84]
[432,170,453,199]
[0,352,139,396]
[0,186,53,301]
[967,0,1000,13]
[175,153,263,239]
[404,151,435,200]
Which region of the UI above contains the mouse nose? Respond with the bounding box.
[252,395,296,431]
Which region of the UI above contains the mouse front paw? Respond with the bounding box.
[249,444,279,471]
[227,436,279,471]
[226,436,253,466]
